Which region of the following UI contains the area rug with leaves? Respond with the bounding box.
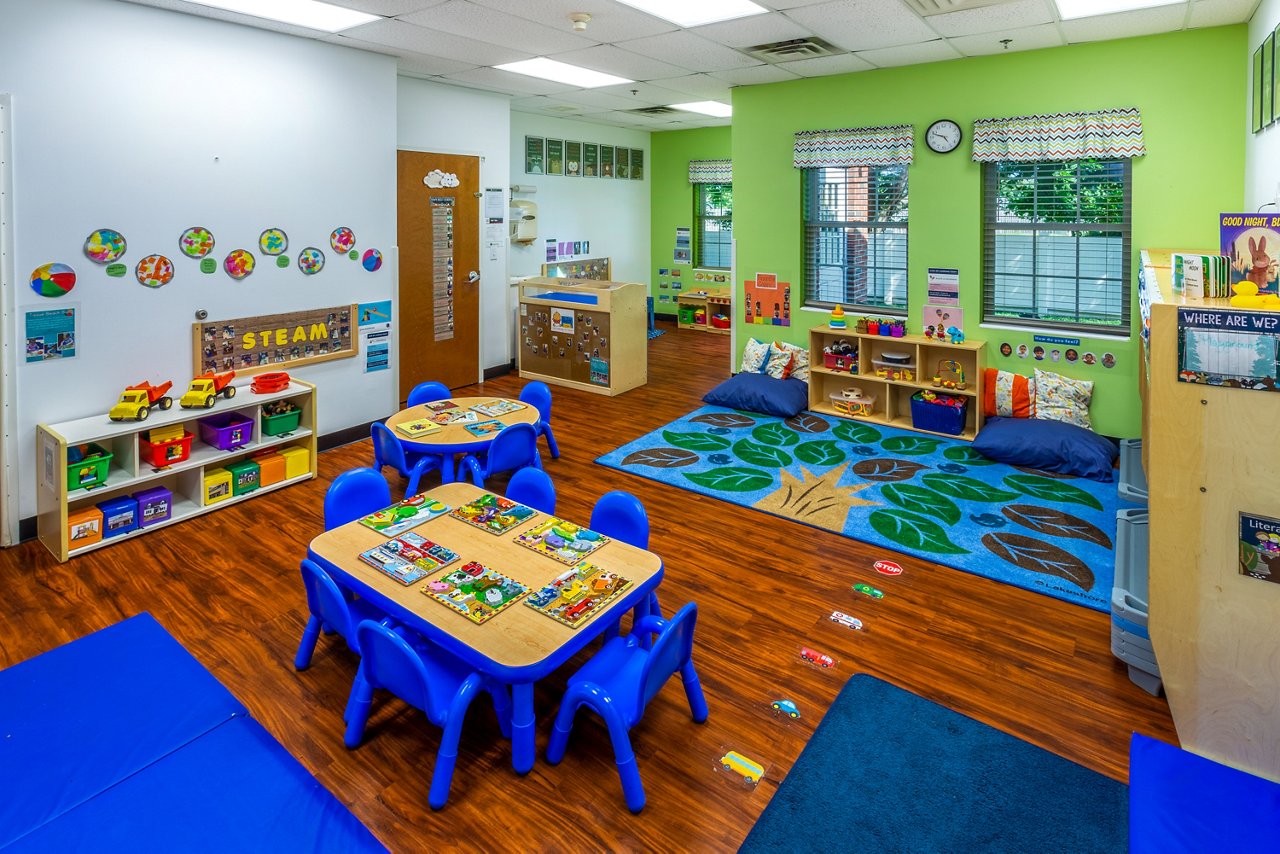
[595,406,1138,612]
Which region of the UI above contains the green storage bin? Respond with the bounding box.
[261,404,302,436]
[67,443,114,492]
[679,306,696,324]
[226,459,261,496]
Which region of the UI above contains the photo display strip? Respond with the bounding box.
[193,305,356,376]
[431,197,455,342]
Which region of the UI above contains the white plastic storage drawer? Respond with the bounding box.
[1118,438,1148,503]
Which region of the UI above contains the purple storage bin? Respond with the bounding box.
[198,411,255,450]
[134,486,173,528]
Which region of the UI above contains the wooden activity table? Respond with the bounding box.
[385,397,539,483]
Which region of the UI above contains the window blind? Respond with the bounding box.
[695,182,732,270]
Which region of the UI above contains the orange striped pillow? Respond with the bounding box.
[983,368,1034,418]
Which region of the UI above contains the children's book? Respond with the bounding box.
[464,419,505,438]
[429,409,479,425]
[358,494,450,537]
[359,532,460,586]
[422,400,458,413]
[525,561,632,629]
[449,493,538,535]
[514,518,610,564]
[470,399,526,418]
[394,418,441,439]
[421,561,528,624]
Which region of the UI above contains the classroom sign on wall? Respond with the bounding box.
[1177,307,1280,392]
[1239,512,1280,584]
[192,304,357,376]
[24,305,78,363]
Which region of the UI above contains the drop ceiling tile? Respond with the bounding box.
[590,111,669,127]
[614,30,762,73]
[766,0,842,8]
[467,0,680,41]
[691,12,816,48]
[709,63,803,85]
[343,17,530,65]
[325,34,479,72]
[949,22,1063,56]
[545,44,693,81]
[117,0,322,38]
[783,0,941,51]
[510,96,610,115]
[539,89,660,110]
[926,0,1055,38]
[857,38,962,68]
[1060,4,1189,43]
[775,51,875,76]
[327,0,445,15]
[646,74,735,100]
[399,1,597,54]
[1188,0,1256,28]
[427,74,522,96]
[439,66,580,95]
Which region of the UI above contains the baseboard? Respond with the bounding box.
[484,361,515,380]
[655,312,677,322]
[318,421,377,453]
[18,516,35,544]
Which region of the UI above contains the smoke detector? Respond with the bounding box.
[569,12,591,32]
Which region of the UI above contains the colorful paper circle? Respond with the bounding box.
[135,254,174,288]
[178,226,215,258]
[259,228,288,256]
[30,263,76,297]
[362,248,383,272]
[224,249,256,280]
[329,227,355,254]
[298,247,325,275]
[84,229,126,264]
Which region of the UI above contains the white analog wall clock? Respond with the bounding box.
[925,119,962,154]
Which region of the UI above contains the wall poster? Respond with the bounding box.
[565,141,582,176]
[431,196,455,342]
[583,143,599,177]
[358,300,392,374]
[192,304,357,376]
[24,304,78,363]
[1240,512,1280,584]
[546,139,564,176]
[600,144,615,178]
[524,136,545,174]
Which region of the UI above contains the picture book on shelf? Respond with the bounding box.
[514,518,610,564]
[394,418,440,439]
[421,561,528,624]
[470,399,526,418]
[422,400,458,413]
[526,561,632,628]
[358,494,450,537]
[450,493,538,535]
[359,532,460,586]
[464,419,505,438]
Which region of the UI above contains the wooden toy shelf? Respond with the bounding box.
[35,380,317,562]
[676,288,731,334]
[807,325,986,440]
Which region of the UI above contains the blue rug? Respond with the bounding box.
[741,674,1128,852]
[596,406,1136,612]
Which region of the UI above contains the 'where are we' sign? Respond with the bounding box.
[1177,307,1280,392]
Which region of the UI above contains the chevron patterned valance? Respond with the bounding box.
[793,125,914,169]
[689,159,732,183]
[971,107,1146,162]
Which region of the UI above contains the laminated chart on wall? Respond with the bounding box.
[1177,307,1280,391]
[431,197,455,342]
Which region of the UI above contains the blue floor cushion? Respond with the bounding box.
[973,416,1117,481]
[702,373,808,418]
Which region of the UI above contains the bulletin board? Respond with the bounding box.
[520,306,612,386]
[1177,306,1280,392]
[542,257,611,281]
[192,304,358,376]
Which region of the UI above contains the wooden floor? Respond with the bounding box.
[0,324,1175,852]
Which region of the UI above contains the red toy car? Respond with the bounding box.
[800,647,834,668]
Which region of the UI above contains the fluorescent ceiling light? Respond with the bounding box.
[495,58,632,88]
[185,0,379,32]
[670,101,733,117]
[616,0,767,28]
[1054,0,1181,20]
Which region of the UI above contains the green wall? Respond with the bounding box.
[650,126,732,311]
[731,26,1245,437]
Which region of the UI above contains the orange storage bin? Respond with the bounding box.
[253,451,286,487]
[68,506,104,549]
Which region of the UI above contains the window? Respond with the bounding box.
[983,158,1131,332]
[695,182,732,269]
[802,165,908,312]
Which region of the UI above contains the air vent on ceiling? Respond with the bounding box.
[627,106,679,116]
[743,37,842,64]
[899,0,1026,16]
[546,105,580,113]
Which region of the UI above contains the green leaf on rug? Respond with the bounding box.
[869,509,969,555]
[621,448,700,468]
[833,421,882,445]
[751,422,801,447]
[982,532,1095,591]
[1002,505,1111,548]
[662,430,731,452]
[852,458,930,482]
[733,439,794,468]
[1003,474,1103,511]
[691,412,757,429]
[685,466,775,493]
[921,473,1018,502]
[943,445,994,466]
[880,435,942,455]
[881,484,961,525]
[794,440,845,467]
[785,413,831,434]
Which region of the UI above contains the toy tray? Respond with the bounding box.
[514,518,610,564]
[449,494,537,535]
[360,532,459,586]
[525,561,633,629]
[421,562,528,624]
[359,495,450,538]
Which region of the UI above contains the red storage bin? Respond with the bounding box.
[139,431,193,467]
[823,352,857,372]
[710,315,730,329]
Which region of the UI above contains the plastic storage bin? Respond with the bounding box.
[97,496,139,538]
[253,451,286,487]
[280,446,310,480]
[198,412,255,451]
[909,391,967,436]
[203,468,233,506]
[1119,438,1148,503]
[710,314,730,329]
[261,403,302,437]
[134,486,173,528]
[823,352,857,372]
[67,506,104,549]
[830,390,875,417]
[871,358,915,381]
[1111,508,1160,695]
[140,430,193,468]
[226,459,261,496]
[66,443,113,492]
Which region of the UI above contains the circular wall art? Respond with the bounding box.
[329,227,355,255]
[135,254,175,288]
[362,248,383,272]
[224,249,256,280]
[298,247,325,275]
[84,229,126,264]
[259,228,288,256]
[30,262,76,297]
[178,226,216,258]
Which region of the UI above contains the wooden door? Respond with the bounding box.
[397,150,480,400]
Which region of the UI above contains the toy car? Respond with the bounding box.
[830,611,864,630]
[800,647,834,668]
[853,583,884,600]
[720,751,764,784]
[770,699,800,719]
[109,381,173,422]
[180,370,236,409]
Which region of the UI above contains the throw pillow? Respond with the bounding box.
[779,342,811,383]
[741,338,770,375]
[973,416,1117,482]
[764,343,795,380]
[1034,369,1094,430]
[703,373,809,418]
[982,368,1035,418]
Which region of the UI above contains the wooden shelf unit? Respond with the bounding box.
[36,380,317,562]
[676,288,732,334]
[808,325,986,440]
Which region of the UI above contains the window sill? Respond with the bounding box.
[801,305,907,317]
[978,320,1132,342]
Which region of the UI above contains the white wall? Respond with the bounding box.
[398,79,512,372]
[508,114,650,284]
[1,0,397,518]
[1248,0,1280,208]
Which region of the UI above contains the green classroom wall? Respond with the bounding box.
[718,26,1245,438]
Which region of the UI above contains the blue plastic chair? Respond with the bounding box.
[371,421,439,497]
[505,466,556,515]
[344,619,513,809]
[592,491,661,637]
[546,602,709,812]
[459,422,541,489]
[406,381,451,408]
[294,559,389,677]
[519,381,560,459]
[324,467,392,530]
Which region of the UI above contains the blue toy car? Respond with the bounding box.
[770,699,800,719]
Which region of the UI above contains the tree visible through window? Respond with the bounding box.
[695,182,732,269]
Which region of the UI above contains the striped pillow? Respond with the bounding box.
[983,368,1035,418]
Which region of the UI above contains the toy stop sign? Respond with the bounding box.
[874,560,904,576]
